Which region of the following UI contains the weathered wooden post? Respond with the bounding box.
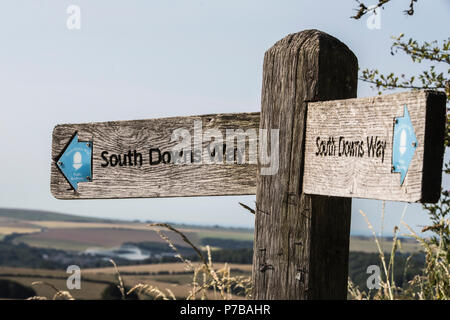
[253,29,358,299]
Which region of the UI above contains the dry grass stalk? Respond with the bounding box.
[30,281,75,300]
[350,200,450,300]
[401,221,449,299]
[109,259,126,299]
[358,208,394,299]
[351,203,409,300]
[24,222,253,301]
[147,223,252,300]
[128,283,175,300]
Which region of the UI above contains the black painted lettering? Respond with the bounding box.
[110,154,118,167]
[134,150,143,167]
[367,136,375,157]
[101,151,109,167]
[359,141,365,157]
[162,151,171,164]
[315,137,321,156]
[149,148,161,165]
[376,140,386,163]
[338,137,344,156]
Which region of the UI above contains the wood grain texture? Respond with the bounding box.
[51,113,259,199]
[303,90,446,203]
[252,29,357,300]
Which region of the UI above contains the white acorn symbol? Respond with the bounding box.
[399,129,407,155]
[73,152,82,170]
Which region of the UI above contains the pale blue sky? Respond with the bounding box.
[0,1,448,235]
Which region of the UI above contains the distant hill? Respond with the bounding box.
[0,208,111,223]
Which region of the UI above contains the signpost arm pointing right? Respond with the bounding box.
[253,30,358,299]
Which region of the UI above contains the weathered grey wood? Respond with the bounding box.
[51,113,259,199]
[252,29,357,300]
[51,90,445,201]
[303,90,446,203]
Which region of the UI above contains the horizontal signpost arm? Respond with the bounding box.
[303,90,446,203]
[51,112,260,199]
[51,91,445,203]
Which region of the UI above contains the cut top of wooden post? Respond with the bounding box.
[303,90,446,203]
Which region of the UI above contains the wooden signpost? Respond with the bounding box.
[304,90,446,203]
[51,113,260,199]
[50,29,447,300]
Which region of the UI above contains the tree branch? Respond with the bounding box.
[352,0,418,19]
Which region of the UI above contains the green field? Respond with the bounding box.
[0,263,251,300]
[0,207,422,254]
[194,230,254,242]
[0,208,111,223]
[349,236,421,253]
[0,207,427,300]
[13,237,95,252]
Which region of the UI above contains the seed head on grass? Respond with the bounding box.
[128,284,175,300]
[109,259,125,299]
[30,281,75,300]
[147,223,252,300]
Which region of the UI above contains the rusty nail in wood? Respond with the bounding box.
[259,263,273,272]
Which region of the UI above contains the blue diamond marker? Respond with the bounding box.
[56,133,92,190]
[392,105,417,185]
